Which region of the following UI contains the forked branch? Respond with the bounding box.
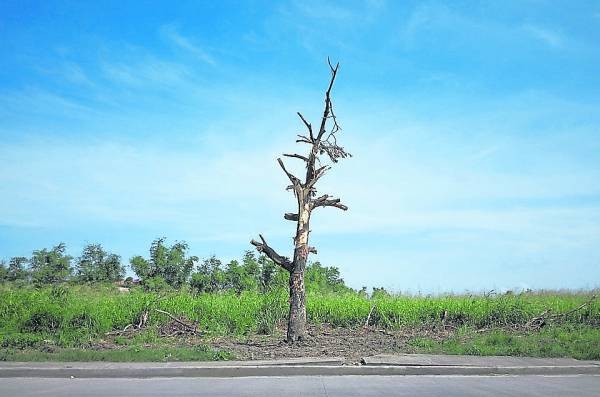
[312,194,348,211]
[306,165,330,190]
[297,112,314,141]
[316,58,340,142]
[277,158,302,197]
[250,234,293,272]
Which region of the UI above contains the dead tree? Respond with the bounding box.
[251,60,350,343]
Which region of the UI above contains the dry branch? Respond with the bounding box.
[251,234,293,272]
[284,213,299,221]
[526,295,597,330]
[297,112,314,141]
[283,153,309,162]
[105,310,149,336]
[306,166,330,191]
[296,135,313,144]
[364,305,376,327]
[312,195,348,211]
[154,308,200,336]
[154,309,196,332]
[316,59,339,142]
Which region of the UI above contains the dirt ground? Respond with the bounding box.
[96,318,455,364]
[206,324,453,364]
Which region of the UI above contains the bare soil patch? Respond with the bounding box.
[94,320,455,364]
[207,324,453,364]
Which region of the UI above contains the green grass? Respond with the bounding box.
[0,284,598,361]
[0,345,233,362]
[407,325,600,360]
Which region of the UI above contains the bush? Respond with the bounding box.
[22,309,62,333]
[131,238,197,288]
[76,244,124,283]
[69,313,98,330]
[6,257,29,282]
[0,260,8,282]
[141,276,172,292]
[30,243,72,285]
[190,256,226,293]
[50,285,70,300]
[1,333,45,349]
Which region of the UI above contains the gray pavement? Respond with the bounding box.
[2,354,599,378]
[363,353,600,367]
[2,375,599,397]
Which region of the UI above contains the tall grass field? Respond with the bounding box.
[1,284,598,353]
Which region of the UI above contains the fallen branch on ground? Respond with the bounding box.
[105,310,149,336]
[526,295,597,330]
[154,308,200,336]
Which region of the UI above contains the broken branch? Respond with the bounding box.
[283,153,309,162]
[154,308,199,335]
[277,158,302,197]
[297,112,313,141]
[278,158,300,184]
[284,213,299,221]
[250,234,293,272]
[312,195,348,211]
[316,60,339,142]
[306,165,330,190]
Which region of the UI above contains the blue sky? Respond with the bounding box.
[1,0,599,292]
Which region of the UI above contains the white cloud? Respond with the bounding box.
[160,25,216,66]
[523,24,566,49]
[0,88,95,119]
[400,4,572,53]
[61,63,94,86]
[102,57,190,87]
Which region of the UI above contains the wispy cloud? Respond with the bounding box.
[0,88,95,119]
[57,63,95,86]
[288,0,359,22]
[102,57,190,88]
[469,145,500,161]
[523,24,566,49]
[400,4,573,53]
[160,24,216,65]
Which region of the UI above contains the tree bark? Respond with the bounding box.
[287,202,311,342]
[287,267,306,342]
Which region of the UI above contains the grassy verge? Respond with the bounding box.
[0,284,598,361]
[0,345,233,362]
[407,325,600,360]
[1,285,598,344]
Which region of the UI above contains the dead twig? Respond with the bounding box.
[526,295,596,330]
[154,308,199,334]
[154,308,201,337]
[105,309,150,336]
[364,305,375,327]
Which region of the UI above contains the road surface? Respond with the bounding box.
[2,375,599,396]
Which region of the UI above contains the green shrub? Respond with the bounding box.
[22,309,62,333]
[1,333,45,348]
[69,313,98,330]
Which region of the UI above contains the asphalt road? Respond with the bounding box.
[2,375,599,397]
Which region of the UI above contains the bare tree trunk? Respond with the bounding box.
[287,203,310,341]
[287,267,306,341]
[251,59,350,343]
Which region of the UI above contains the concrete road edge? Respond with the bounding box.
[2,364,600,378]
